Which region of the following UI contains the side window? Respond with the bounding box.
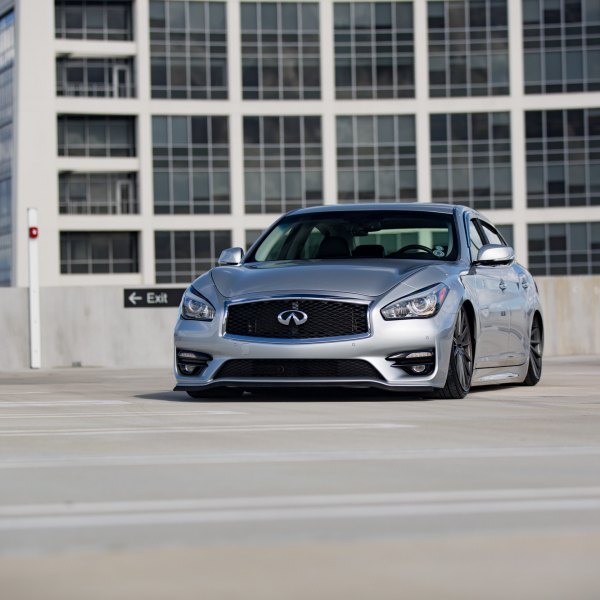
[480,222,506,247]
[469,220,485,262]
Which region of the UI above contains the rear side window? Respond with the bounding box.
[480,221,506,246]
[468,220,485,262]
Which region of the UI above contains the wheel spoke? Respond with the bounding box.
[464,346,472,377]
[454,313,462,345]
[528,320,543,380]
[460,321,469,343]
[452,309,472,392]
[456,353,466,388]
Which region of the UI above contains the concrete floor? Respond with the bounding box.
[1,357,600,599]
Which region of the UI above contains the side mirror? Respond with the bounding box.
[476,244,515,265]
[218,247,244,266]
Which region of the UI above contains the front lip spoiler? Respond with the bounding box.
[174,381,434,393]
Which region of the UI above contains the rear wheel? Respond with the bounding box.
[523,316,543,386]
[186,388,244,399]
[432,307,473,399]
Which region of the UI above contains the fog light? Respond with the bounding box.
[177,350,212,377]
[386,349,435,376]
[406,352,433,360]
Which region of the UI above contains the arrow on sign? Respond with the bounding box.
[128,292,143,306]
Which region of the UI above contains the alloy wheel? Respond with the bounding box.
[529,319,543,380]
[453,309,473,392]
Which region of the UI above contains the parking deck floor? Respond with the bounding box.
[1,357,600,599]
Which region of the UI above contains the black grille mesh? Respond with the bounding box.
[225,300,369,339]
[215,359,382,380]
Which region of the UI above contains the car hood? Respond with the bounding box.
[210,260,432,298]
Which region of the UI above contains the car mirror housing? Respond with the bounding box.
[218,247,244,266]
[476,244,515,265]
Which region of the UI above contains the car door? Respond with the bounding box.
[479,221,529,365]
[466,218,511,368]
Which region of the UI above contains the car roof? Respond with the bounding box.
[288,203,472,217]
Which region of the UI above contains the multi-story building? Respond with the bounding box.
[2,0,600,287]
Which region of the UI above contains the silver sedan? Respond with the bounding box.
[174,204,543,399]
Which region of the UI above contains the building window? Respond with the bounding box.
[152,116,230,215]
[496,224,513,248]
[526,109,600,208]
[0,9,14,71]
[55,1,132,41]
[428,0,509,97]
[0,177,11,286]
[58,116,136,157]
[154,230,231,283]
[334,2,414,99]
[523,0,600,94]
[336,115,417,202]
[149,1,227,99]
[430,112,512,209]
[60,232,139,274]
[0,10,13,287]
[241,2,320,100]
[243,115,323,213]
[59,173,138,215]
[528,222,600,275]
[56,57,135,98]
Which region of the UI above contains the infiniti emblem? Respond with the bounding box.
[277,310,308,326]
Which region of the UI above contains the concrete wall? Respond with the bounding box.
[0,287,29,371]
[40,287,179,369]
[0,277,598,371]
[0,286,179,371]
[535,276,600,357]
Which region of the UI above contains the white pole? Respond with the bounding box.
[27,208,41,369]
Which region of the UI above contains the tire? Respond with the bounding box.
[523,316,543,386]
[186,387,244,399]
[431,306,473,399]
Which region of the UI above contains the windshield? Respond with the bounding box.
[247,211,458,262]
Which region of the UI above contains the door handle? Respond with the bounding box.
[499,280,507,291]
[521,277,529,289]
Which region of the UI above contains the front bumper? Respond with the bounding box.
[173,298,457,392]
[174,380,435,393]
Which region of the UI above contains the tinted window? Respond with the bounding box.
[480,221,506,246]
[469,219,485,262]
[249,211,458,262]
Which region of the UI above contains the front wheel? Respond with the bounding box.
[431,307,473,399]
[522,316,543,386]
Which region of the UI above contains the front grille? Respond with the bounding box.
[215,359,383,380]
[225,299,369,339]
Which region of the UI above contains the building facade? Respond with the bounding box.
[3,0,600,287]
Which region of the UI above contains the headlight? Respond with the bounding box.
[181,288,215,321]
[381,283,449,320]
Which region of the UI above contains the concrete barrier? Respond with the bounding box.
[535,276,600,357]
[0,276,598,371]
[0,286,180,371]
[0,287,30,371]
